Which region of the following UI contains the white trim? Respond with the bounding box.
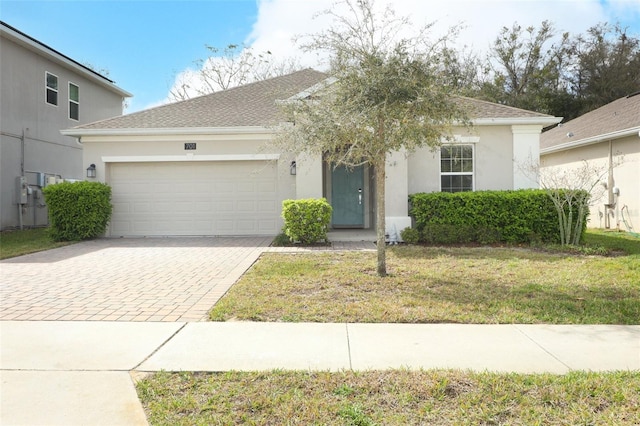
[101,154,280,163]
[62,126,273,138]
[472,117,561,126]
[541,126,640,154]
[439,143,475,192]
[441,135,480,143]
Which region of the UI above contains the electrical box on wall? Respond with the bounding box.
[36,172,46,187]
[16,176,28,204]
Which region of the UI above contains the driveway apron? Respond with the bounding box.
[0,237,271,322]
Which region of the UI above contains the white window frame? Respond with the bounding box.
[68,82,79,121]
[439,143,475,192]
[45,71,58,106]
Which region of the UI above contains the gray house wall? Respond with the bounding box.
[1,22,130,230]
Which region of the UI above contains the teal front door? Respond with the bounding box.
[331,164,364,227]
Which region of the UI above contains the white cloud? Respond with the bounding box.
[249,0,613,57]
[159,0,636,107]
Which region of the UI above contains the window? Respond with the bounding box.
[69,82,79,120]
[440,144,474,192]
[46,72,58,106]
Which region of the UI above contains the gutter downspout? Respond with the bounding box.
[605,140,615,229]
[18,129,25,230]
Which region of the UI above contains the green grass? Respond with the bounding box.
[0,228,74,260]
[137,370,640,425]
[210,244,640,324]
[140,229,640,424]
[583,229,640,255]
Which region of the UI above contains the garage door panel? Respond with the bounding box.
[133,202,151,213]
[109,161,280,236]
[258,200,277,212]
[215,182,235,192]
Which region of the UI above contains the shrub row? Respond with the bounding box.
[282,198,332,244]
[407,190,588,245]
[43,181,112,241]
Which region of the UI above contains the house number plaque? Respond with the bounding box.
[184,143,197,150]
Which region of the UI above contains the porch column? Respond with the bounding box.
[295,152,323,199]
[384,149,411,241]
[512,125,543,189]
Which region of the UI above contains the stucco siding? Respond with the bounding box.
[0,30,126,229]
[540,136,640,230]
[407,125,515,195]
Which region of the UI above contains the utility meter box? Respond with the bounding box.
[16,176,28,204]
[36,172,46,187]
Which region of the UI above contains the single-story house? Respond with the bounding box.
[540,93,640,231]
[62,68,561,238]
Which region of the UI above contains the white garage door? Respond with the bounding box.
[109,161,280,236]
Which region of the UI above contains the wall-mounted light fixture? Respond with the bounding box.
[86,164,96,178]
[290,160,297,175]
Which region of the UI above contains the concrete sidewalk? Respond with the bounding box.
[1,321,639,425]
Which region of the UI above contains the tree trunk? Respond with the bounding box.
[375,156,387,277]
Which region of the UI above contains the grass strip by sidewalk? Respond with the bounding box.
[210,246,640,324]
[0,228,74,260]
[137,370,640,425]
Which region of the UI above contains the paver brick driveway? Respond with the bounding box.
[1,237,271,322]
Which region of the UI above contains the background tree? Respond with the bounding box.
[276,0,468,276]
[481,21,574,116]
[170,44,301,101]
[474,21,639,121]
[568,23,640,115]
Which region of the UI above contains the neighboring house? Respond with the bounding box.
[540,93,640,231]
[62,69,560,238]
[0,21,131,230]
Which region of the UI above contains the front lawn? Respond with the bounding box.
[137,370,640,425]
[0,228,74,260]
[210,234,640,325]
[143,231,639,424]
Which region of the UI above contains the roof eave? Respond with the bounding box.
[541,126,640,155]
[472,117,562,126]
[61,126,274,138]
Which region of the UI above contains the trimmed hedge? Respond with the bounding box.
[282,198,332,244]
[408,190,588,245]
[43,181,112,241]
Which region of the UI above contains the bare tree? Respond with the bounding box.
[169,44,302,101]
[538,160,613,245]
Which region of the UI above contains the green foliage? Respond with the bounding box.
[400,227,421,244]
[42,181,112,241]
[466,20,640,120]
[276,0,470,276]
[409,190,588,244]
[282,198,332,245]
[271,231,293,246]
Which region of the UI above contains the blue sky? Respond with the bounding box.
[2,0,260,111]
[2,0,639,113]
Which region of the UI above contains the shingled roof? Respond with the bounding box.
[75,68,329,130]
[70,68,557,132]
[457,96,555,120]
[541,93,640,152]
